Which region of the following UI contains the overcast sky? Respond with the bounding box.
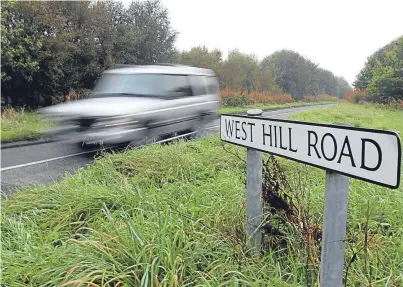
[123,0,402,85]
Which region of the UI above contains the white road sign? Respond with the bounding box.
[221,114,401,188]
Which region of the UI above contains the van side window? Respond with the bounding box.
[189,75,207,96]
[160,75,193,98]
[92,74,193,98]
[205,76,220,94]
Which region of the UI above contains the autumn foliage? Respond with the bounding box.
[345,89,367,103]
[220,88,341,107]
[345,89,403,110]
[303,94,341,102]
[220,88,294,107]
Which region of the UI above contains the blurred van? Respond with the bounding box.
[40,64,220,148]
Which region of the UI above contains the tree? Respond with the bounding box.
[354,35,403,101]
[261,49,351,99]
[262,50,317,99]
[252,64,280,93]
[179,46,222,70]
[1,0,178,108]
[125,0,177,65]
[1,1,46,106]
[336,76,351,98]
[315,68,338,96]
[179,47,280,93]
[220,50,259,92]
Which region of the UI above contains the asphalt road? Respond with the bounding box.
[1,104,333,195]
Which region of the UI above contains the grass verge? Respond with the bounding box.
[1,108,51,143]
[2,103,402,286]
[218,101,338,114]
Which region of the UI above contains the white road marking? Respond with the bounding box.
[0,111,296,171]
[0,125,221,171]
[1,148,111,171]
[203,125,220,130]
[266,112,291,117]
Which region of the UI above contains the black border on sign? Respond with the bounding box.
[220,114,402,189]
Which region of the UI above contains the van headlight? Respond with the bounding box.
[94,117,140,128]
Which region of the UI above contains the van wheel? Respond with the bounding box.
[187,115,206,140]
[78,142,94,150]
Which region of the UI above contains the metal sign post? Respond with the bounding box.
[245,109,263,254]
[320,171,350,287]
[320,122,352,287]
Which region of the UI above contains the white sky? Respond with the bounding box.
[123,0,403,84]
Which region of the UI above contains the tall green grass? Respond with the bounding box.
[2,103,402,286]
[1,107,51,143]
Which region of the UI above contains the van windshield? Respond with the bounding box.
[92,73,192,98]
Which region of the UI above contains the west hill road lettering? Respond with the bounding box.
[220,115,401,188]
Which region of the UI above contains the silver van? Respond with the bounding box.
[40,64,220,147]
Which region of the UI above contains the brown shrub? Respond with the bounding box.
[345,89,367,103]
[303,94,341,103]
[220,88,294,107]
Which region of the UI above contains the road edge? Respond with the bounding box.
[1,138,54,150]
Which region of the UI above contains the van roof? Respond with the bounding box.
[104,64,216,76]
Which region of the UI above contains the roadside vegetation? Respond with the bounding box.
[345,89,403,111]
[2,103,402,286]
[218,88,340,114]
[0,107,51,143]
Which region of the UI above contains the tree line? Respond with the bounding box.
[354,35,403,103]
[178,47,351,100]
[1,0,351,108]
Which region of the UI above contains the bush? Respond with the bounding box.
[220,88,250,106]
[345,89,367,103]
[248,90,294,104]
[346,89,403,110]
[220,88,342,108]
[220,88,294,107]
[370,99,403,111]
[303,94,341,102]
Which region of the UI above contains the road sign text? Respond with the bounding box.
[221,115,401,188]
